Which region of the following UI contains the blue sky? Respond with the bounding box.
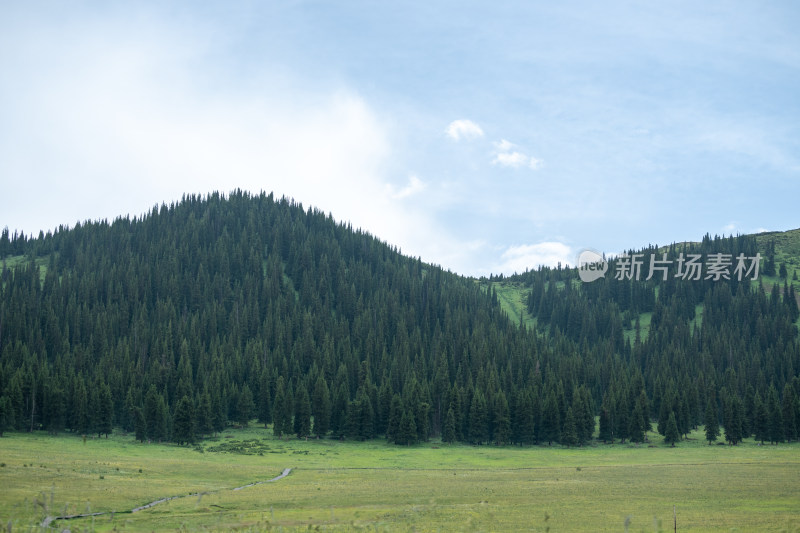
[2,1,798,276]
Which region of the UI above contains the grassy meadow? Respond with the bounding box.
[1,427,799,531]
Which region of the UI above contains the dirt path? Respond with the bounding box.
[41,468,292,529]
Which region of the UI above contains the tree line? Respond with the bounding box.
[1,191,798,447]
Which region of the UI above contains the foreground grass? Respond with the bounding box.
[1,428,799,531]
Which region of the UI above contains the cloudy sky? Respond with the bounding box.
[2,1,798,276]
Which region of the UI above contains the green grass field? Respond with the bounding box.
[1,428,799,532]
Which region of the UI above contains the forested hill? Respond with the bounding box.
[0,191,799,448]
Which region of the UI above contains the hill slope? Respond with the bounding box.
[1,192,799,447]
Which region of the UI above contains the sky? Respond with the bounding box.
[1,1,799,276]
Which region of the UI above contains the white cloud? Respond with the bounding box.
[493,151,528,168]
[446,119,484,141]
[493,242,573,274]
[387,175,427,199]
[494,139,516,152]
[492,139,543,170]
[0,7,462,277]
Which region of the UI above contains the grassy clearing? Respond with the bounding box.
[490,281,536,329]
[1,427,799,531]
[1,254,48,284]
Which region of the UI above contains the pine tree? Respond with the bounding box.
[272,377,291,438]
[598,406,612,443]
[386,394,403,443]
[561,407,578,447]
[629,402,645,443]
[442,407,456,443]
[723,394,743,445]
[72,378,90,435]
[753,392,768,444]
[211,387,226,435]
[664,412,680,447]
[311,375,331,438]
[493,391,511,445]
[541,391,560,445]
[0,396,10,437]
[469,391,489,445]
[781,384,797,442]
[236,384,256,426]
[396,409,417,446]
[134,406,146,442]
[173,395,196,445]
[45,384,65,435]
[196,390,214,437]
[97,382,113,438]
[257,373,272,428]
[294,383,312,438]
[144,386,164,442]
[767,385,783,444]
[704,399,719,444]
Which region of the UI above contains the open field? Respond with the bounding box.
[1,428,799,532]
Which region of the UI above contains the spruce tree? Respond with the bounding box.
[311,375,331,438]
[294,383,312,438]
[396,409,417,446]
[723,394,743,445]
[272,377,291,438]
[0,396,10,437]
[97,383,113,438]
[664,412,680,447]
[134,407,146,442]
[561,407,578,447]
[442,407,456,443]
[753,393,768,444]
[469,391,489,445]
[493,391,511,445]
[781,384,797,442]
[598,406,612,443]
[541,391,560,446]
[703,399,719,444]
[629,402,645,443]
[767,386,783,444]
[196,390,214,437]
[257,373,272,428]
[72,379,89,435]
[173,395,196,445]
[237,384,256,427]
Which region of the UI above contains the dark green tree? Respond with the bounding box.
[492,391,511,445]
[134,406,146,442]
[781,383,797,442]
[767,385,783,444]
[442,407,457,443]
[294,383,312,438]
[561,407,578,447]
[196,390,214,437]
[311,375,331,437]
[0,396,10,437]
[173,395,196,445]
[469,391,489,444]
[395,409,417,446]
[97,382,113,438]
[703,398,719,444]
[236,384,256,426]
[272,377,291,438]
[664,412,680,447]
[753,392,768,444]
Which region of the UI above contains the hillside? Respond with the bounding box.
[1,192,799,448]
